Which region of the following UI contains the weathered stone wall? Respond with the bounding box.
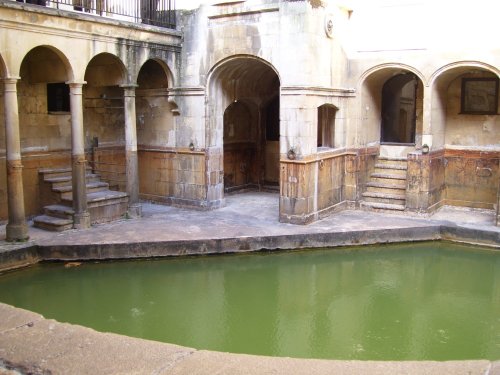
[316,152,345,215]
[280,159,315,224]
[83,86,125,150]
[21,151,72,217]
[91,147,126,192]
[444,74,500,149]
[444,150,499,209]
[17,79,72,152]
[138,149,207,208]
[406,151,446,212]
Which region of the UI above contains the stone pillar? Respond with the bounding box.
[3,78,29,241]
[121,85,141,217]
[68,82,90,229]
[421,85,433,151]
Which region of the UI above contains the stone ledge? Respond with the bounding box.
[0,303,495,375]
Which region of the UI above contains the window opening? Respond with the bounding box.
[47,83,70,112]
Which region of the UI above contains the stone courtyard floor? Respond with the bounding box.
[0,191,499,374]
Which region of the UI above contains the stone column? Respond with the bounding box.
[68,82,90,229]
[3,77,29,241]
[121,84,142,217]
[421,85,433,150]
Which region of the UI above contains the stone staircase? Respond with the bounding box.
[360,157,408,213]
[33,167,129,231]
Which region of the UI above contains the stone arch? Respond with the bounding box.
[206,54,281,197]
[83,53,129,191]
[84,52,127,87]
[15,45,75,216]
[358,64,425,151]
[0,53,7,78]
[135,58,175,88]
[136,58,174,146]
[20,45,73,84]
[358,63,427,88]
[429,61,500,150]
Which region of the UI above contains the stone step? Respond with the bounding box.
[377,156,407,163]
[375,163,407,171]
[39,167,93,180]
[38,167,72,180]
[43,204,74,220]
[59,189,128,205]
[366,182,406,195]
[362,191,406,205]
[360,201,406,213]
[370,172,407,180]
[86,190,128,204]
[33,215,74,232]
[57,181,110,200]
[44,173,101,188]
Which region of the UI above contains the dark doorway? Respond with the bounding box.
[381,73,417,144]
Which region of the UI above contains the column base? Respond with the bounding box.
[73,211,91,229]
[6,222,29,242]
[127,203,142,218]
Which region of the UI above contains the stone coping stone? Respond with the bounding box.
[0,303,496,375]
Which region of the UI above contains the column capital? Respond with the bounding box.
[2,77,21,92]
[2,76,21,84]
[65,81,87,88]
[121,84,139,97]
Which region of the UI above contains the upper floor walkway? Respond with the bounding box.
[11,0,176,29]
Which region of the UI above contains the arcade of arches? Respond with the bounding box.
[0,0,499,240]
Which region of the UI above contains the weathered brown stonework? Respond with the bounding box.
[444,149,499,210]
[406,150,446,212]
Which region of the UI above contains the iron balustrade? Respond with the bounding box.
[13,0,176,29]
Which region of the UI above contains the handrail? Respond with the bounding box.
[13,0,176,29]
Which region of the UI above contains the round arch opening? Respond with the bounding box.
[360,68,424,151]
[208,56,281,194]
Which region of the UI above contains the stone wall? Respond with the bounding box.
[280,159,316,224]
[138,149,208,208]
[444,149,499,209]
[91,147,126,192]
[406,151,445,213]
[280,149,357,224]
[23,151,72,218]
[316,152,346,216]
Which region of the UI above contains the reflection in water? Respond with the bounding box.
[0,242,499,360]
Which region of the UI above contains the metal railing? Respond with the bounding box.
[14,0,176,29]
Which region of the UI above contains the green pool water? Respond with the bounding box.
[0,241,499,361]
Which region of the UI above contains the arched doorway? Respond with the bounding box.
[135,58,175,201]
[380,73,417,144]
[430,63,499,210]
[360,67,424,158]
[18,46,72,215]
[207,56,280,196]
[84,53,127,191]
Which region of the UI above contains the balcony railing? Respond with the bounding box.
[14,0,176,29]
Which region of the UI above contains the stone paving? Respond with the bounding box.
[2,191,499,250]
[0,191,499,374]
